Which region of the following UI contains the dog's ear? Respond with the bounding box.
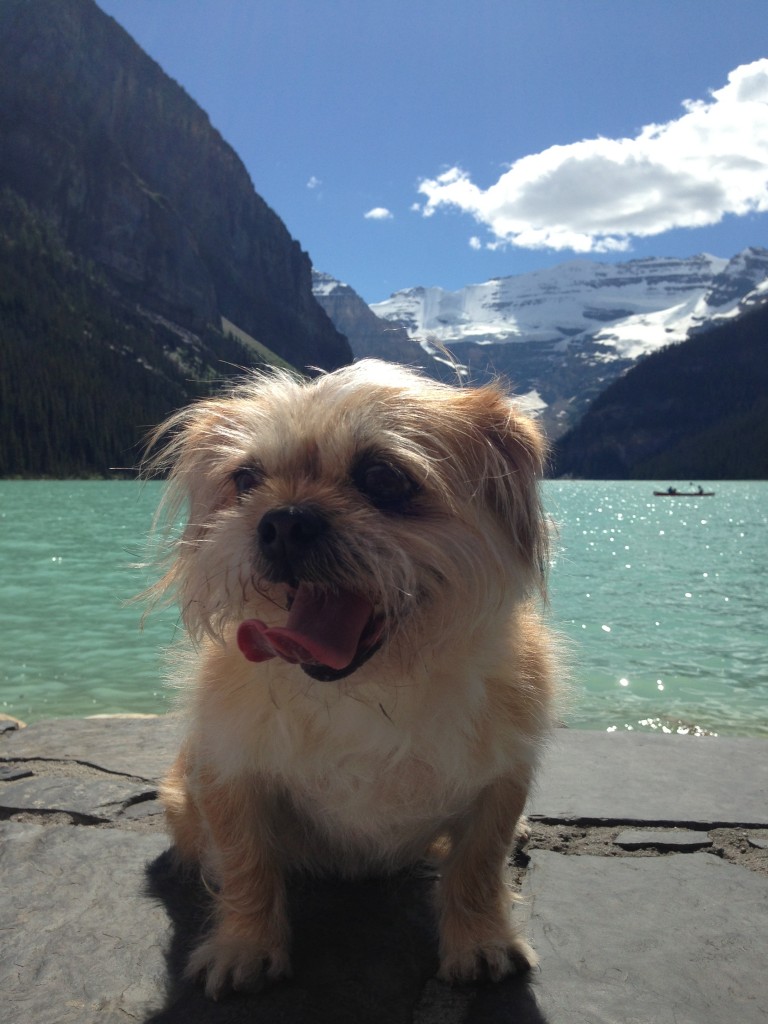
[143,391,267,619]
[454,385,549,590]
[143,398,237,534]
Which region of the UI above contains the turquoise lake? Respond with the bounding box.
[1,480,766,735]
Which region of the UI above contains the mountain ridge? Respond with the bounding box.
[369,248,768,357]
[314,249,768,439]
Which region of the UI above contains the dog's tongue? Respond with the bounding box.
[237,585,373,670]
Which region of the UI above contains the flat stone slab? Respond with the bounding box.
[613,828,712,851]
[530,730,768,827]
[2,720,768,1022]
[4,825,767,1024]
[0,823,171,1024]
[1,715,180,780]
[524,850,768,1024]
[0,821,539,1024]
[0,775,156,821]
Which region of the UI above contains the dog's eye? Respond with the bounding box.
[353,459,417,512]
[232,467,262,497]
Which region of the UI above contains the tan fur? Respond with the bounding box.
[145,359,558,998]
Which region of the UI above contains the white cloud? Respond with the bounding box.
[364,206,394,220]
[418,59,768,253]
[306,175,322,189]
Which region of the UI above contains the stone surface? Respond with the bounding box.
[0,764,33,781]
[0,823,170,1024]
[530,730,768,826]
[613,828,712,851]
[0,774,155,821]
[2,714,179,780]
[1,717,767,1023]
[525,850,768,1024]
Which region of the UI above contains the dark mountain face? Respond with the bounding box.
[0,0,350,373]
[0,188,274,477]
[552,304,768,480]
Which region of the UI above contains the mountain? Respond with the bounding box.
[0,188,272,477]
[0,0,351,476]
[327,250,768,438]
[369,252,768,353]
[311,271,548,417]
[552,302,768,479]
[311,271,465,383]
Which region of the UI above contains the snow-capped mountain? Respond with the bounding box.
[370,249,768,359]
[314,248,768,437]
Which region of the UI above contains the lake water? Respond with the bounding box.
[1,480,766,736]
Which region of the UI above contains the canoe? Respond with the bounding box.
[653,490,715,497]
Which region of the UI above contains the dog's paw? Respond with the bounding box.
[514,815,531,847]
[185,933,290,1000]
[438,934,538,984]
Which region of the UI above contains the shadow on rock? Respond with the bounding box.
[143,852,549,1024]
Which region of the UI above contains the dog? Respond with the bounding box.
[145,359,557,999]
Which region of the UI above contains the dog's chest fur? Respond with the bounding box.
[269,723,497,869]
[195,659,528,866]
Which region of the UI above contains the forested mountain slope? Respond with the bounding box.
[553,304,768,479]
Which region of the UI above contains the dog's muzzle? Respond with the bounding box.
[238,505,384,681]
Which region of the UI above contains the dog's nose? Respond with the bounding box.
[257,506,327,578]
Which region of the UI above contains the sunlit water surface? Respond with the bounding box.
[1,480,766,735]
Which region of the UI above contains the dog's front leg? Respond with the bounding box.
[437,774,536,983]
[184,774,291,999]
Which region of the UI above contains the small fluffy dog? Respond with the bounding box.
[146,359,557,998]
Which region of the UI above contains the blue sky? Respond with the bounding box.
[96,0,768,304]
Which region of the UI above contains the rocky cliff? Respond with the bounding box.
[311,271,465,379]
[312,272,419,364]
[0,0,350,374]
